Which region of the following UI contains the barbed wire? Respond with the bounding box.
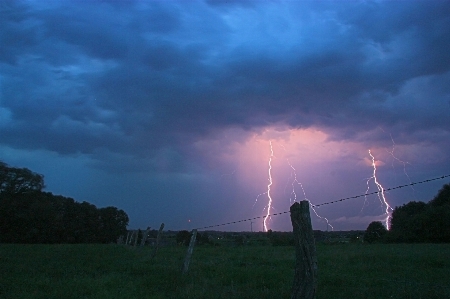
[195,210,291,230]
[194,174,450,230]
[312,174,450,207]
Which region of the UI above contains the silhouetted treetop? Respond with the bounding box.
[0,161,129,244]
[364,221,387,243]
[428,183,450,207]
[0,161,45,195]
[388,183,450,243]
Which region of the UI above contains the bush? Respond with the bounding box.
[176,230,191,246]
[364,221,387,243]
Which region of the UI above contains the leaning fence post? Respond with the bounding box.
[151,223,164,258]
[128,230,136,245]
[141,227,151,247]
[133,230,139,247]
[290,201,318,299]
[128,231,135,245]
[182,229,197,274]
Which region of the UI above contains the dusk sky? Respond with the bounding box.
[1,0,449,232]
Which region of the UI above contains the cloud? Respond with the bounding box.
[1,0,449,230]
[2,1,449,161]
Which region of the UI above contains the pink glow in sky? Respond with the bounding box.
[2,1,449,231]
[191,125,443,231]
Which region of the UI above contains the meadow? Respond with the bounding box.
[1,243,449,299]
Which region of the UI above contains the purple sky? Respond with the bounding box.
[1,0,449,231]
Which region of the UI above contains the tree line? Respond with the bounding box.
[365,183,450,243]
[0,161,129,244]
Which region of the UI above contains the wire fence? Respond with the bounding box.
[312,174,450,207]
[194,174,450,230]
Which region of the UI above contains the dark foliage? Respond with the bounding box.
[148,229,158,238]
[176,230,192,245]
[388,183,450,243]
[389,201,428,242]
[364,221,387,243]
[175,230,211,246]
[0,161,44,194]
[196,232,212,245]
[267,230,294,246]
[0,161,129,244]
[233,234,246,246]
[136,229,143,245]
[428,183,450,207]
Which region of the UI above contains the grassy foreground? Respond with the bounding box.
[1,243,449,299]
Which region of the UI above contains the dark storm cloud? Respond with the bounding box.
[0,1,39,64]
[1,0,449,231]
[41,11,129,60]
[1,0,449,171]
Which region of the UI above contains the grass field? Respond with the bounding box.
[1,243,449,298]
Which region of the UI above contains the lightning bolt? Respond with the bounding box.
[385,133,416,198]
[263,141,274,232]
[258,141,334,232]
[253,191,267,209]
[310,204,334,231]
[366,149,393,230]
[286,159,301,204]
[286,158,333,231]
[379,128,415,193]
[220,169,236,178]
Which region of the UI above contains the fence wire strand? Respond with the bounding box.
[312,174,450,207]
[194,174,450,230]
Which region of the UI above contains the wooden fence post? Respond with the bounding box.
[140,227,151,247]
[290,201,318,299]
[128,230,137,246]
[128,231,135,245]
[133,230,139,247]
[131,231,135,245]
[182,229,197,274]
[125,231,131,245]
[151,223,164,258]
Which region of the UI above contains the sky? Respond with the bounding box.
[1,0,450,232]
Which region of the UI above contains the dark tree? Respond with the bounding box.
[267,230,294,246]
[364,221,387,243]
[389,201,428,242]
[421,184,450,242]
[176,230,192,246]
[0,161,129,244]
[64,201,101,243]
[0,161,45,194]
[196,232,212,245]
[424,205,450,242]
[0,192,72,243]
[428,183,450,208]
[97,207,129,243]
[0,192,33,243]
[388,183,450,243]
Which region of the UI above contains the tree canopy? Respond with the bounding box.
[0,162,44,194]
[387,183,450,243]
[428,183,450,207]
[0,161,129,244]
[364,221,387,243]
[176,230,192,246]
